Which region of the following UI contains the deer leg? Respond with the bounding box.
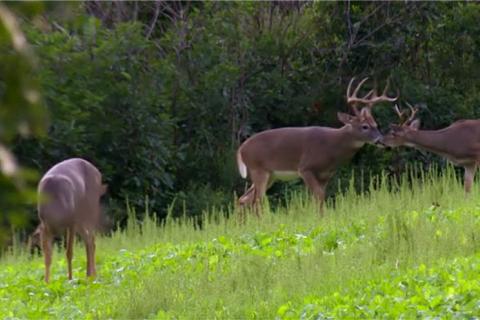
[239,184,255,206]
[66,227,74,280]
[237,185,252,224]
[80,228,96,279]
[464,164,476,194]
[240,177,269,203]
[41,228,53,283]
[86,232,96,278]
[299,170,327,214]
[250,170,271,217]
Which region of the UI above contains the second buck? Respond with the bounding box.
[383,104,480,193]
[236,77,398,214]
[36,158,107,282]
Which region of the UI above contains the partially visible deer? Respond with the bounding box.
[27,226,42,255]
[36,158,107,282]
[383,104,480,193]
[236,77,398,214]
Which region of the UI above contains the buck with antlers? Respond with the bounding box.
[383,104,480,193]
[236,77,398,213]
[36,158,107,282]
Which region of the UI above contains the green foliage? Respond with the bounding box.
[0,3,47,246]
[0,3,46,140]
[17,19,175,221]
[278,255,480,319]
[1,168,480,318]
[8,2,480,229]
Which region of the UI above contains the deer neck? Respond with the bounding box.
[404,130,450,155]
[337,126,367,155]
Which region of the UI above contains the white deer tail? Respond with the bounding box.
[237,150,247,179]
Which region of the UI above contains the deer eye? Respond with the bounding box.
[362,124,369,130]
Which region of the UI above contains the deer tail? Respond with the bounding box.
[237,150,247,179]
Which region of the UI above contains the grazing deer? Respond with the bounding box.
[27,226,42,255]
[37,158,107,282]
[383,104,480,193]
[236,77,398,214]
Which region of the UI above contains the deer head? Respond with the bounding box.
[382,103,421,147]
[338,77,398,145]
[27,224,43,254]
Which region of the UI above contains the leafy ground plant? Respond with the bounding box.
[277,255,480,319]
[1,168,480,318]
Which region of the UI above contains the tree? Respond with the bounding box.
[0,2,47,247]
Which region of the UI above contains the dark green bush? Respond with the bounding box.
[6,1,480,232]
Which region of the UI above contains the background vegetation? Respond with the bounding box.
[2,1,480,243]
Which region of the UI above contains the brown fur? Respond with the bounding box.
[37,158,107,282]
[236,107,384,215]
[383,117,480,193]
[236,77,399,216]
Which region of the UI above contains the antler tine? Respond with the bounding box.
[393,103,414,125]
[405,101,415,110]
[382,78,399,102]
[368,78,398,107]
[346,77,359,115]
[346,77,370,115]
[364,89,374,99]
[394,104,405,119]
[404,101,418,124]
[347,77,356,98]
[382,77,392,97]
[351,77,369,98]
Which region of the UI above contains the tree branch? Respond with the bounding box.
[146,0,161,39]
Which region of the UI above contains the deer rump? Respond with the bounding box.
[38,158,105,235]
[37,158,107,282]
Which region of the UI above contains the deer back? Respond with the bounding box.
[38,158,105,234]
[239,126,366,173]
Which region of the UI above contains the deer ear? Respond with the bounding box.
[410,119,421,130]
[337,112,355,124]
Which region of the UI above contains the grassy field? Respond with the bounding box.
[1,167,480,319]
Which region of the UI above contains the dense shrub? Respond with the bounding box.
[7,2,480,229]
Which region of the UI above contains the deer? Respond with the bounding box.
[382,104,480,194]
[236,77,398,214]
[36,158,107,283]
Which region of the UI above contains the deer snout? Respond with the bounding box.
[379,133,398,148]
[370,128,384,146]
[375,137,387,148]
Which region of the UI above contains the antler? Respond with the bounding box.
[393,102,418,125]
[394,104,406,122]
[394,104,404,118]
[365,77,399,108]
[347,77,399,115]
[346,77,374,116]
[404,102,418,124]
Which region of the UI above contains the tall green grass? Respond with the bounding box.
[1,166,480,319]
[104,165,473,254]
